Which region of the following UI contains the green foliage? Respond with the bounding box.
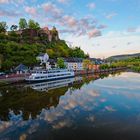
[28,19,40,30]
[69,47,85,58]
[0,19,87,70]
[83,59,91,70]
[131,66,140,72]
[0,42,45,70]
[57,58,66,68]
[101,57,140,73]
[46,40,86,59]
[19,18,28,29]
[100,64,109,69]
[0,54,3,69]
[0,22,8,33]
[0,33,7,43]
[8,31,20,42]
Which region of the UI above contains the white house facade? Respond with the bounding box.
[36,53,51,69]
[64,58,83,71]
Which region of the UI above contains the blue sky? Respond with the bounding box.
[0,0,140,58]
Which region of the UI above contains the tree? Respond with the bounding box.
[46,49,55,58]
[28,19,40,30]
[19,18,28,29]
[0,22,8,33]
[100,64,109,69]
[10,25,18,31]
[0,54,3,69]
[83,59,91,70]
[70,47,85,58]
[57,58,66,68]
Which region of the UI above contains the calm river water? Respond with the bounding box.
[0,72,140,140]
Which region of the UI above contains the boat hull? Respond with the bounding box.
[25,75,75,83]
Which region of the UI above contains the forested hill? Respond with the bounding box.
[106,53,140,61]
[0,19,88,70]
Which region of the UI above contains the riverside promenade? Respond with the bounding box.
[75,67,127,76]
[0,67,127,86]
[0,74,29,86]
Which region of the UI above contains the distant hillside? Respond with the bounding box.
[0,19,88,70]
[106,53,140,61]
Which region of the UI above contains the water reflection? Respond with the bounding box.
[1,71,140,140]
[27,78,75,92]
[0,73,103,120]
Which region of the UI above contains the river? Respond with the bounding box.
[0,71,140,140]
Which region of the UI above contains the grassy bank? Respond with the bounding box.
[131,66,140,73]
[101,57,140,73]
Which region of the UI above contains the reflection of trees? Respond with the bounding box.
[0,86,68,120]
[0,70,123,121]
[70,74,100,91]
[99,71,122,79]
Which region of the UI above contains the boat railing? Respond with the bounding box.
[31,69,73,74]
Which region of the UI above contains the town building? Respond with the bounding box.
[11,26,59,43]
[36,53,57,69]
[14,64,28,74]
[64,58,83,71]
[89,58,104,65]
[88,58,104,71]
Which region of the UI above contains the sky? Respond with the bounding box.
[0,0,140,58]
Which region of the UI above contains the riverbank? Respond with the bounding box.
[0,74,27,86]
[0,67,127,86]
[75,67,127,76]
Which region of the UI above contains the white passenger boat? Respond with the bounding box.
[25,69,75,82]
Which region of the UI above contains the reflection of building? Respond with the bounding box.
[64,58,83,71]
[0,73,109,121]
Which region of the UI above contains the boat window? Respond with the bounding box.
[35,77,40,79]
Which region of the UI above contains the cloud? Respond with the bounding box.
[97,24,108,29]
[42,2,62,18]
[105,106,116,112]
[105,12,117,19]
[127,27,140,33]
[63,100,77,110]
[127,42,132,45]
[52,119,72,129]
[64,29,140,58]
[57,0,70,4]
[0,0,9,4]
[127,27,137,32]
[0,0,24,4]
[88,28,102,38]
[112,45,117,48]
[58,15,103,38]
[62,15,77,27]
[25,6,37,15]
[86,115,95,122]
[88,90,100,97]
[12,1,103,39]
[87,2,96,10]
[59,29,75,34]
[0,9,21,17]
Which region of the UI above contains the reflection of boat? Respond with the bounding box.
[25,69,75,82]
[28,78,75,92]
